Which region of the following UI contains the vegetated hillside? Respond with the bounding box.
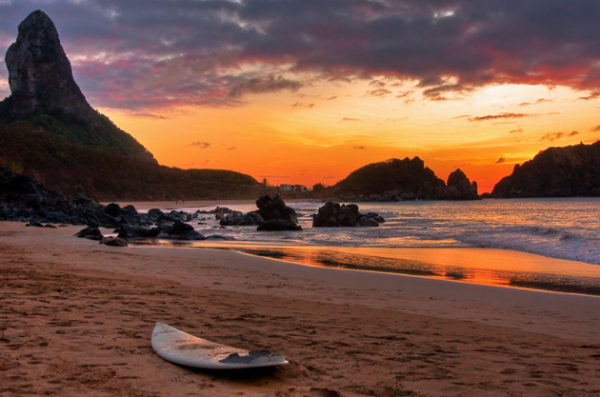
[0,120,259,200]
[329,157,478,200]
[492,141,600,198]
[0,111,157,164]
[0,10,259,200]
[0,10,156,164]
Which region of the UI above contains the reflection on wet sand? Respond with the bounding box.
[235,246,600,296]
[136,240,600,296]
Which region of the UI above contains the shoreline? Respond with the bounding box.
[130,239,600,296]
[102,199,260,212]
[2,221,600,396]
[2,221,599,339]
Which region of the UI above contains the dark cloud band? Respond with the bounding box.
[2,1,600,110]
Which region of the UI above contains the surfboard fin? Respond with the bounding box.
[219,349,274,364]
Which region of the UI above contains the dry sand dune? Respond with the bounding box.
[1,222,599,396]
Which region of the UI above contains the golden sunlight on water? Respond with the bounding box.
[146,242,600,296]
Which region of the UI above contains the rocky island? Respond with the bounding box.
[327,157,479,201]
[492,142,600,198]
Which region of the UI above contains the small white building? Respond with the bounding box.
[280,184,294,192]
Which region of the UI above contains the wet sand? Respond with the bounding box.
[1,222,600,396]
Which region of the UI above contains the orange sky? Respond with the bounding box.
[4,3,600,194]
[104,81,600,193]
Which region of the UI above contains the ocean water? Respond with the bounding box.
[149,198,600,295]
[189,198,600,265]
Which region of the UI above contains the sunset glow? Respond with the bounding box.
[104,82,598,192]
[2,1,600,192]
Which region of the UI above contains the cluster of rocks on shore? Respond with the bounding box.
[0,169,224,245]
[1,169,386,247]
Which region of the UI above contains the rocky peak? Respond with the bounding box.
[445,168,479,200]
[0,10,158,164]
[3,10,93,120]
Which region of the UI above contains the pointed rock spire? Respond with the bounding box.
[3,10,93,119]
[0,10,157,164]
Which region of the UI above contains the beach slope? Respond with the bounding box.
[1,222,599,396]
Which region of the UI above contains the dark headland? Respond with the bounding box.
[493,141,600,198]
[0,11,259,201]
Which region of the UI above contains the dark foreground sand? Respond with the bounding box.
[1,222,599,396]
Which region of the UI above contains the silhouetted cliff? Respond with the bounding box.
[329,157,479,201]
[0,10,156,164]
[0,11,259,200]
[492,142,600,198]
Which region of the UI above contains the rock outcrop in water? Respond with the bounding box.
[220,194,302,231]
[445,169,479,200]
[492,142,600,198]
[327,157,479,201]
[312,201,384,227]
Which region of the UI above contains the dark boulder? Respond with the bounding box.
[104,203,122,217]
[74,226,103,240]
[148,208,164,217]
[205,235,236,241]
[257,219,303,231]
[158,230,206,241]
[220,211,264,226]
[357,216,379,227]
[73,193,98,210]
[155,220,205,240]
[215,206,234,220]
[313,202,358,227]
[101,237,128,247]
[362,212,385,223]
[156,221,175,233]
[158,213,178,223]
[122,205,138,216]
[117,224,160,239]
[219,194,299,227]
[313,201,384,227]
[170,220,194,234]
[255,194,298,224]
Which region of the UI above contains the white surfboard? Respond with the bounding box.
[151,322,288,369]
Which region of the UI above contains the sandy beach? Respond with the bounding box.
[1,222,600,397]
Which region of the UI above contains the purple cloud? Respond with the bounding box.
[3,1,600,111]
[539,131,577,142]
[468,113,533,122]
[578,92,600,100]
[291,102,314,108]
[186,141,211,149]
